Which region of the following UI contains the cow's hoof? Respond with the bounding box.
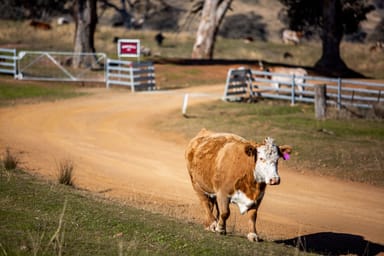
[205,221,217,232]
[247,232,259,242]
[215,225,226,235]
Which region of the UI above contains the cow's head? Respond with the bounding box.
[246,137,292,185]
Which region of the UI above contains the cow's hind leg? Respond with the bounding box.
[215,191,230,235]
[194,189,218,232]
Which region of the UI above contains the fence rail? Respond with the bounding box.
[224,68,384,109]
[106,59,156,91]
[0,48,17,76]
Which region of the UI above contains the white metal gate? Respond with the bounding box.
[17,51,106,82]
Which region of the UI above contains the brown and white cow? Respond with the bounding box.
[185,129,292,241]
[29,20,52,30]
[258,61,308,94]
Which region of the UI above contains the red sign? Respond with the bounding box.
[118,39,140,57]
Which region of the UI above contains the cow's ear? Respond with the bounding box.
[244,144,256,157]
[279,145,292,160]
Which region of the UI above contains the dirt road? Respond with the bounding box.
[1,85,383,253]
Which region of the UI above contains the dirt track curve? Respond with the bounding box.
[1,85,383,251]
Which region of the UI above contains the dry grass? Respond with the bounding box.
[1,148,19,171]
[56,159,75,186]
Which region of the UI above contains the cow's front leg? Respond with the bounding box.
[246,208,259,242]
[216,192,230,235]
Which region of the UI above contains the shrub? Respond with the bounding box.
[57,159,75,186]
[2,148,19,171]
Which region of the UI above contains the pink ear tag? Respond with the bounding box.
[283,153,290,160]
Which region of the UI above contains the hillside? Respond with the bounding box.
[100,0,383,43]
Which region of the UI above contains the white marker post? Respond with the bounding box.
[182,93,189,116]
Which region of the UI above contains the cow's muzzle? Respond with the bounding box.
[269,177,280,185]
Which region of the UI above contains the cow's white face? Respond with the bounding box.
[254,137,281,185]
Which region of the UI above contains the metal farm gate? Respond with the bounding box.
[16,51,107,82]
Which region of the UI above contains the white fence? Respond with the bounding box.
[224,68,384,109]
[106,59,156,91]
[0,48,17,76]
[0,49,157,91]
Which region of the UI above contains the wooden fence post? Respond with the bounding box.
[314,84,327,119]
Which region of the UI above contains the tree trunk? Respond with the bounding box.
[73,0,98,68]
[315,0,349,76]
[191,0,232,59]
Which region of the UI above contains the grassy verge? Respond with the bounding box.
[0,166,317,255]
[154,99,384,186]
[0,78,87,106]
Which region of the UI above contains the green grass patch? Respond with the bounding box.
[154,100,384,186]
[0,168,317,255]
[0,80,87,106]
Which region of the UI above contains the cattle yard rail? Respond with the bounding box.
[224,68,384,109]
[0,48,17,76]
[106,59,156,91]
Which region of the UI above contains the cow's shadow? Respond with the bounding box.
[276,232,384,256]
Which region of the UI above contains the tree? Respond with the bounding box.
[73,0,98,68]
[315,0,347,74]
[278,0,375,77]
[191,0,233,59]
[99,0,133,28]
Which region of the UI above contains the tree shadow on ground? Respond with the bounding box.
[276,232,384,256]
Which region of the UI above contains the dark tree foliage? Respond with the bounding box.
[278,0,375,77]
[0,0,71,20]
[341,0,376,34]
[279,0,375,36]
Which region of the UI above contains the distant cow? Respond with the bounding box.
[57,17,70,25]
[269,67,307,93]
[140,46,151,57]
[282,29,302,45]
[185,129,292,241]
[283,52,293,59]
[259,61,307,94]
[155,33,165,46]
[29,20,51,30]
